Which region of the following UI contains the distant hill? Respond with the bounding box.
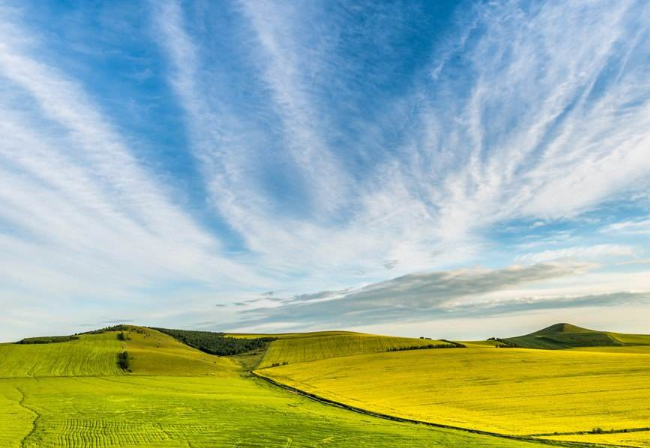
[501,323,650,349]
[256,331,454,368]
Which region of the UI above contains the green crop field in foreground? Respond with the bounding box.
[257,331,448,368]
[0,375,558,448]
[258,346,650,447]
[0,326,558,448]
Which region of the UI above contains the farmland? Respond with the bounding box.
[0,326,556,448]
[257,331,450,368]
[2,375,553,448]
[502,323,650,349]
[258,328,650,447]
[1,323,649,447]
[0,332,123,377]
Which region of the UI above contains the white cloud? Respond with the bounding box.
[3,0,650,339]
[603,219,650,235]
[150,0,650,323]
[237,262,592,329]
[0,7,270,340]
[516,244,636,264]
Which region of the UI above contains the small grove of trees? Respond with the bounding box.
[118,351,131,372]
[16,336,79,344]
[270,362,289,367]
[116,331,130,341]
[152,328,277,356]
[387,341,465,352]
[488,337,520,348]
[81,325,144,335]
[440,339,466,348]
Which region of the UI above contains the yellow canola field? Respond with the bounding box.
[258,346,650,439]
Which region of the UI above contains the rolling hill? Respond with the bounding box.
[501,323,650,349]
[256,331,454,368]
[257,323,650,447]
[0,331,124,377]
[0,325,556,448]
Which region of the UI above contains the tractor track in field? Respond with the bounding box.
[15,386,41,448]
[251,371,637,448]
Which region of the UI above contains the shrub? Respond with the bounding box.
[118,351,131,372]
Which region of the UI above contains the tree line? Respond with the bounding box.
[387,341,466,352]
[16,336,79,344]
[152,328,277,356]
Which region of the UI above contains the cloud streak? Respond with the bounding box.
[2,0,650,339]
[238,262,596,329]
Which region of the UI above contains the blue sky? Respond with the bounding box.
[1,0,650,341]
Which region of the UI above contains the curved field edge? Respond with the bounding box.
[251,371,623,448]
[255,347,650,444]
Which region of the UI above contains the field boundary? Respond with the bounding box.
[251,371,634,448]
[15,387,41,448]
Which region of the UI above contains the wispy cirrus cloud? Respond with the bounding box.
[603,219,650,235]
[0,3,267,340]
[151,0,650,282]
[516,245,636,264]
[2,0,650,340]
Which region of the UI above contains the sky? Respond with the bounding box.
[1,0,650,342]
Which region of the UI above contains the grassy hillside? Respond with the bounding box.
[0,326,553,448]
[258,345,650,441]
[121,327,238,376]
[502,323,650,349]
[257,331,452,368]
[0,332,123,377]
[0,326,238,378]
[608,332,650,346]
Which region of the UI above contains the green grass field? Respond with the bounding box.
[125,328,237,376]
[0,332,123,377]
[0,326,559,448]
[0,374,559,448]
[257,331,449,368]
[258,346,650,445]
